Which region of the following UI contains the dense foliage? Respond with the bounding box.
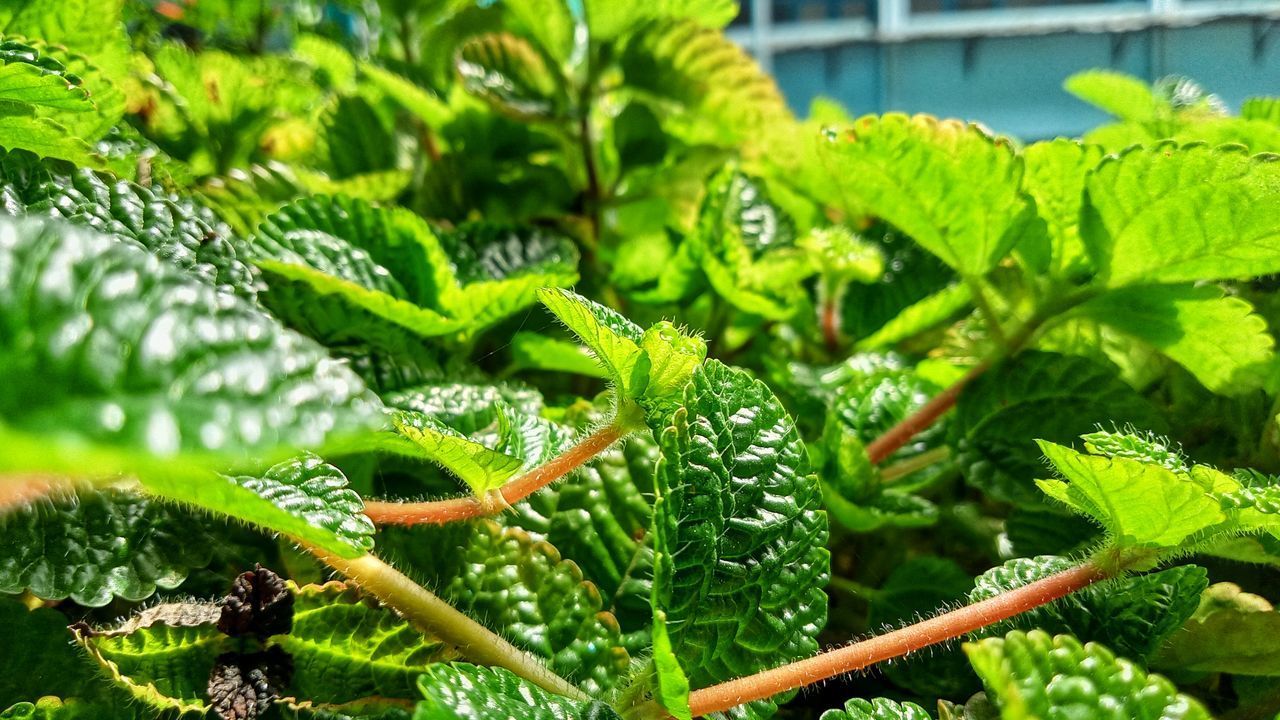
[1,2,1279,719]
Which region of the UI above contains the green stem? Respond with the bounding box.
[363,421,629,526]
[879,446,951,484]
[964,276,1008,349]
[309,548,587,701]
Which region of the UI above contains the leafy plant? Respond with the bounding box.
[2,2,1280,720]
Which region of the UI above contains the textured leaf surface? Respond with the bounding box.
[455,33,564,121]
[1084,143,1280,285]
[817,114,1028,275]
[650,360,829,718]
[74,620,224,714]
[622,19,789,154]
[1073,284,1274,394]
[274,582,451,703]
[0,216,382,476]
[251,195,463,347]
[415,664,621,720]
[692,168,811,319]
[819,698,932,720]
[537,288,649,398]
[1036,442,1224,550]
[0,488,213,606]
[146,455,376,558]
[954,351,1165,506]
[386,520,632,696]
[389,410,523,495]
[0,148,258,296]
[965,631,1211,720]
[970,557,1207,659]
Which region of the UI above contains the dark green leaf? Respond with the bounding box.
[650,360,829,719]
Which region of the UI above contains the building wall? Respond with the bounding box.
[748,13,1280,139]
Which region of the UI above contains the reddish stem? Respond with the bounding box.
[686,562,1109,717]
[821,298,841,354]
[863,361,990,464]
[363,423,627,526]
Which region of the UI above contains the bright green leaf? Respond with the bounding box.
[1035,441,1224,550]
[415,664,622,720]
[1072,283,1274,394]
[275,582,452,703]
[966,630,1210,720]
[817,113,1029,276]
[1084,142,1280,286]
[537,288,650,399]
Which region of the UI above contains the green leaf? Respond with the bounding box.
[0,38,124,143]
[0,58,90,112]
[692,168,812,319]
[1,697,141,720]
[1064,70,1165,123]
[856,283,971,350]
[0,598,99,703]
[537,288,650,399]
[0,147,259,297]
[639,321,706,414]
[1019,139,1104,277]
[1152,582,1280,676]
[651,610,692,720]
[509,332,611,379]
[965,630,1211,720]
[359,63,451,129]
[621,19,790,153]
[73,616,224,714]
[454,33,565,121]
[0,215,382,478]
[437,223,579,334]
[436,520,632,695]
[498,437,656,640]
[0,488,214,606]
[274,582,452,703]
[415,664,621,720]
[145,454,375,558]
[388,410,523,495]
[817,114,1029,276]
[250,195,465,349]
[970,557,1207,659]
[1084,142,1280,286]
[1035,441,1224,551]
[820,698,932,720]
[0,108,102,167]
[584,0,737,41]
[1072,284,1274,394]
[650,360,829,719]
[954,351,1166,507]
[0,0,131,86]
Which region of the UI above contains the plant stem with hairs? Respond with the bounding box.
[363,421,628,526]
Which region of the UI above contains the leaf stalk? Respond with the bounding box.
[683,561,1111,717]
[363,421,628,526]
[308,548,588,701]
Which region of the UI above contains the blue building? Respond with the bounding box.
[727,0,1280,138]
